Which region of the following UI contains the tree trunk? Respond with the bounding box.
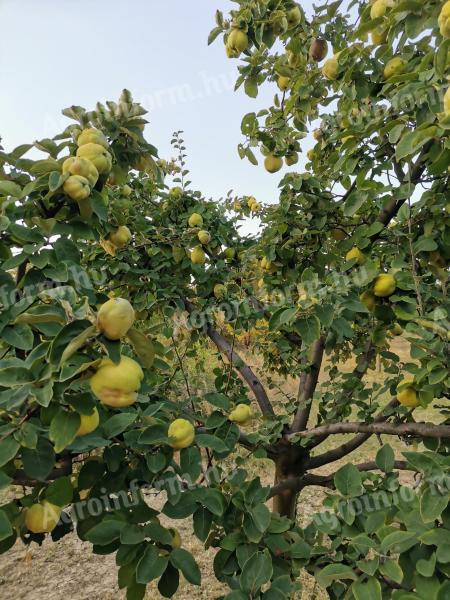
[272,463,298,519]
[271,443,308,519]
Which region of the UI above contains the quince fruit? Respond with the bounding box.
[97,297,135,340]
[389,322,403,336]
[229,403,252,425]
[62,157,99,187]
[370,0,393,19]
[226,29,248,57]
[188,213,203,228]
[264,155,283,173]
[25,501,61,533]
[77,143,112,175]
[191,246,206,264]
[214,283,226,300]
[169,528,182,548]
[371,27,388,45]
[383,57,406,79]
[63,175,91,201]
[77,127,109,149]
[360,291,376,312]
[224,247,236,260]
[373,273,396,297]
[439,1,450,38]
[309,38,328,62]
[122,185,132,197]
[168,418,195,450]
[331,228,346,241]
[287,5,302,28]
[322,56,339,80]
[76,407,100,437]
[198,230,211,245]
[285,152,298,166]
[444,86,450,117]
[346,247,366,265]
[277,76,290,91]
[90,356,144,407]
[109,225,132,248]
[396,378,419,408]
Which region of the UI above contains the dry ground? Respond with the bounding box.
[0,337,437,599]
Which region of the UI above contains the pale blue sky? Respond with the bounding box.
[0,0,315,210]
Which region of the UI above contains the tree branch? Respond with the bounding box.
[291,335,325,432]
[184,300,275,416]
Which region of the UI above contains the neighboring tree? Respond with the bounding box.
[0,2,449,599]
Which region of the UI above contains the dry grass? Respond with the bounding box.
[0,336,439,599]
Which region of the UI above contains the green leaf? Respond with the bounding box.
[420,487,449,523]
[102,413,137,439]
[2,324,34,350]
[126,328,155,369]
[195,434,228,453]
[45,476,73,505]
[0,436,19,467]
[49,410,80,453]
[375,444,395,473]
[240,550,272,595]
[170,548,201,585]
[381,530,417,554]
[59,324,97,366]
[249,503,271,533]
[0,181,22,198]
[316,563,357,588]
[0,511,13,542]
[351,576,382,600]
[85,519,125,545]
[193,506,213,542]
[292,316,321,345]
[269,307,298,331]
[334,464,363,497]
[21,438,55,480]
[379,559,403,584]
[136,544,168,583]
[180,446,202,482]
[158,562,180,598]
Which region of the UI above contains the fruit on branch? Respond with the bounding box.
[313,129,323,141]
[62,157,99,187]
[168,418,195,449]
[76,407,100,437]
[198,230,211,245]
[396,378,419,408]
[214,283,226,300]
[389,322,403,336]
[322,56,339,80]
[287,5,302,28]
[122,184,132,197]
[188,213,203,228]
[226,29,249,57]
[373,273,396,297]
[228,403,252,425]
[109,225,132,248]
[247,196,259,211]
[331,228,346,241]
[191,246,206,264]
[371,27,388,45]
[346,247,366,265]
[63,175,91,201]
[264,155,283,173]
[309,38,328,62]
[90,356,144,407]
[97,297,135,340]
[169,528,182,548]
[25,501,61,534]
[77,127,109,149]
[285,152,298,166]
[224,247,236,260]
[439,1,450,38]
[170,186,183,199]
[370,0,393,19]
[277,76,291,91]
[260,257,272,271]
[383,57,406,79]
[77,143,112,175]
[360,291,376,312]
[172,246,185,263]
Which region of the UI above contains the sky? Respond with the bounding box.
[0,0,315,217]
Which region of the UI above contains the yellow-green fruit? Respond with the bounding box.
[313,129,323,141]
[373,273,396,297]
[229,403,252,425]
[169,186,183,199]
[224,247,236,260]
[346,247,366,265]
[191,246,206,264]
[444,86,450,117]
[122,185,132,197]
[251,201,261,212]
[277,76,291,91]
[109,225,132,248]
[76,407,100,437]
[390,323,403,336]
[62,157,99,187]
[439,1,450,38]
[97,297,135,340]
[322,57,339,80]
[287,51,303,68]
[168,418,195,450]
[287,5,302,28]
[371,27,388,45]
[360,291,376,312]
[63,175,91,201]
[370,0,393,19]
[227,29,249,56]
[247,196,257,208]
[285,152,298,166]
[90,356,144,408]
[198,230,211,245]
[169,528,182,548]
[264,155,283,173]
[77,143,112,175]
[331,228,346,241]
[25,501,61,534]
[77,127,109,149]
[307,149,315,161]
[261,257,272,271]
[172,246,185,263]
[188,213,203,228]
[383,57,406,79]
[396,378,419,408]
[214,283,226,300]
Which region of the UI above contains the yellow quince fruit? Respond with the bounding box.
[76,407,100,437]
[77,127,109,149]
[62,157,99,187]
[109,225,132,248]
[168,418,195,450]
[90,356,144,407]
[229,403,252,425]
[76,143,112,175]
[63,175,91,201]
[97,297,135,340]
[25,501,61,534]
[373,273,396,297]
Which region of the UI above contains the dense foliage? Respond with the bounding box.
[0,1,449,598]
